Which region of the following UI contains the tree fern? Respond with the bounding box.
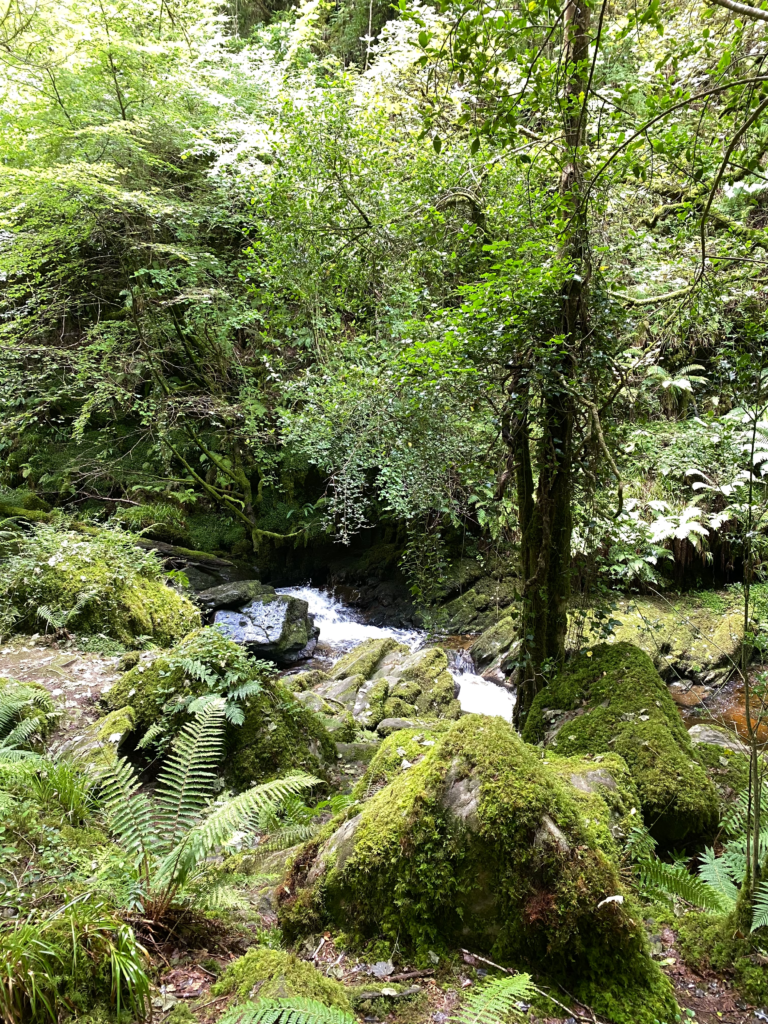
[220,998,357,1024]
[450,974,534,1024]
[637,860,728,912]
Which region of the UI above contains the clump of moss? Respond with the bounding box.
[0,523,199,645]
[280,716,676,1024]
[694,741,751,804]
[523,643,719,842]
[107,627,335,784]
[353,647,461,728]
[211,948,352,1010]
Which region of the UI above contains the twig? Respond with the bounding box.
[196,994,229,1010]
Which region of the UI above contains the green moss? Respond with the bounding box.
[226,681,336,787]
[523,643,719,842]
[330,638,409,681]
[211,948,352,1010]
[283,670,331,692]
[165,1007,197,1024]
[545,752,641,853]
[694,742,751,803]
[470,615,518,669]
[0,524,200,645]
[106,629,336,785]
[662,908,768,1006]
[580,594,742,681]
[281,716,676,1024]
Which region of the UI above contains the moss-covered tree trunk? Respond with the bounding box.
[513,0,590,727]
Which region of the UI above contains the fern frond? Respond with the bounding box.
[158,773,318,891]
[153,698,226,847]
[100,756,156,865]
[698,848,739,909]
[638,860,727,912]
[219,998,357,1024]
[136,722,165,751]
[451,974,534,1024]
[752,879,768,931]
[228,681,264,702]
[258,822,320,854]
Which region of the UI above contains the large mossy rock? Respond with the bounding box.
[278,716,676,1024]
[0,525,200,646]
[329,637,408,681]
[106,628,335,785]
[214,589,317,663]
[522,642,719,842]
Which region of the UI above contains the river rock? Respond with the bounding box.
[376,717,418,736]
[214,592,318,663]
[196,579,273,612]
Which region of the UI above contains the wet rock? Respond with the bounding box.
[196,579,273,612]
[215,592,318,664]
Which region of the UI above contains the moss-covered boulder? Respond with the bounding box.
[211,948,352,1009]
[106,627,336,785]
[0,524,199,646]
[279,716,676,1024]
[329,637,408,681]
[522,643,719,842]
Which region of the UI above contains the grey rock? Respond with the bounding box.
[441,766,481,828]
[197,579,273,611]
[308,813,363,884]
[688,723,747,754]
[376,717,418,736]
[569,768,619,794]
[214,592,318,664]
[534,814,570,855]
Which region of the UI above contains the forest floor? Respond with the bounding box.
[1,637,765,1024]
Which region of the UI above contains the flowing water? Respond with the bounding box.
[278,585,516,721]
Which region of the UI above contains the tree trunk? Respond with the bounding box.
[513,0,590,726]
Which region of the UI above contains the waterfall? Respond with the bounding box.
[278,585,516,721]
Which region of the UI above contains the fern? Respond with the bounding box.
[220,998,358,1024]
[98,701,318,922]
[752,880,768,931]
[153,697,226,848]
[637,860,728,912]
[450,974,534,1024]
[698,847,739,909]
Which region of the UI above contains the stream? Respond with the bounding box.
[278,586,516,721]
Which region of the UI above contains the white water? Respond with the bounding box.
[278,585,515,721]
